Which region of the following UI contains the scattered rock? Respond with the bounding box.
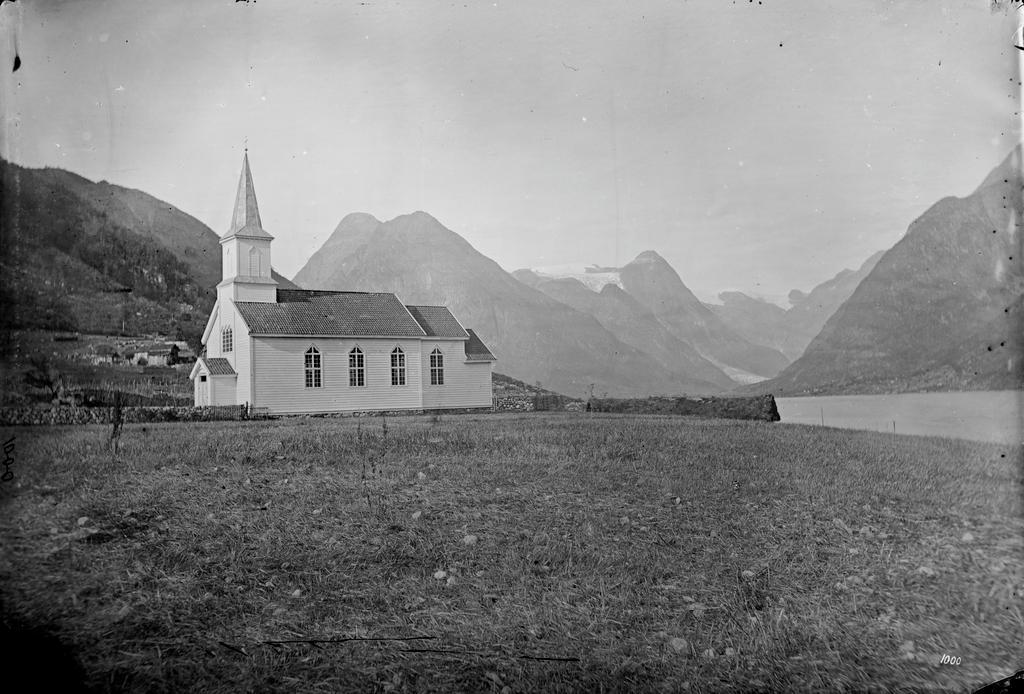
[290,589,301,598]
[312,508,323,515]
[433,570,447,580]
[669,637,689,653]
[858,526,872,536]
[961,531,975,543]
[463,534,478,546]
[417,472,427,480]
[76,516,90,526]
[412,511,423,520]
[741,570,756,579]
[619,516,630,526]
[724,647,736,657]
[702,647,716,659]
[81,530,116,545]
[917,566,936,577]
[833,518,852,534]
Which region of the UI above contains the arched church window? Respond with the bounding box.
[430,348,444,385]
[349,347,365,387]
[305,346,322,388]
[249,247,262,276]
[391,347,406,386]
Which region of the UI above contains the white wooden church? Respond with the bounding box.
[189,154,496,414]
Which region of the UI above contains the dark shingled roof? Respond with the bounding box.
[203,357,236,375]
[464,329,496,361]
[235,291,427,337]
[406,305,469,339]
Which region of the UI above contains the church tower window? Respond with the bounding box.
[249,247,262,276]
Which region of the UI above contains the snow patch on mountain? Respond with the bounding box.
[531,264,624,293]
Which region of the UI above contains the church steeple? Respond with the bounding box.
[225,151,272,240]
[218,151,277,303]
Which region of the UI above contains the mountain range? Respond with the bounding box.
[293,212,732,397]
[3,145,1021,397]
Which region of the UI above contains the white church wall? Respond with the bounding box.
[420,340,493,410]
[251,337,425,414]
[209,374,237,406]
[234,322,252,404]
[232,282,277,302]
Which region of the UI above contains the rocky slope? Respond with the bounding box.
[617,251,791,379]
[0,159,293,342]
[750,147,1024,395]
[708,251,884,361]
[515,272,736,390]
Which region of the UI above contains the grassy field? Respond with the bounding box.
[0,413,1021,692]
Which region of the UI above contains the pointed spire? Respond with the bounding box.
[226,152,271,238]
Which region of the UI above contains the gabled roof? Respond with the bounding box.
[406,305,469,339]
[190,356,236,380]
[203,357,236,375]
[224,152,272,240]
[235,290,427,337]
[464,329,496,361]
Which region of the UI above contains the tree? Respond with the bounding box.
[23,356,64,402]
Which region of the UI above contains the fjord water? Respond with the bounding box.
[775,390,1023,445]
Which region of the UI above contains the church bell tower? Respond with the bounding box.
[218,151,278,304]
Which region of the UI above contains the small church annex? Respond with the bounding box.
[189,154,496,414]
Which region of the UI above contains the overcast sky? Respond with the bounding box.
[1,0,1020,304]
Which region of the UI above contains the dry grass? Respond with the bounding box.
[1,413,1021,692]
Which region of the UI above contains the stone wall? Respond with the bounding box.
[587,394,781,422]
[493,395,535,412]
[0,405,257,427]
